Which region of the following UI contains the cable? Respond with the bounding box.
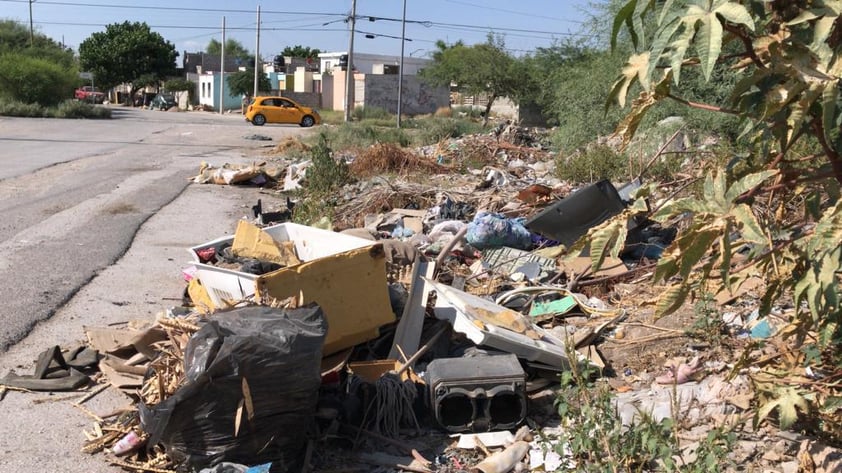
[0,0,347,17]
[32,21,347,33]
[444,0,587,24]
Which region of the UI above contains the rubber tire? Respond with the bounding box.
[252,114,266,126]
[300,115,315,128]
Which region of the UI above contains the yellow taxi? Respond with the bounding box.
[245,96,321,127]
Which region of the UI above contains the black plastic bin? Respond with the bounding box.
[525,179,626,247]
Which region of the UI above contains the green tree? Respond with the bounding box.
[79,22,177,105]
[206,38,253,66]
[227,69,272,97]
[0,20,75,69]
[588,0,842,435]
[420,36,520,126]
[280,45,321,60]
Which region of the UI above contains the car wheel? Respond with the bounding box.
[301,115,315,127]
[252,114,266,126]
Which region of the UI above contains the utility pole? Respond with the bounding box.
[28,0,34,47]
[253,5,261,98]
[344,0,357,122]
[397,0,407,128]
[219,16,225,115]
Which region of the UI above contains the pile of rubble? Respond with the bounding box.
[2,125,841,473]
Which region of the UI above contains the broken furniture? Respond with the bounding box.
[189,222,395,355]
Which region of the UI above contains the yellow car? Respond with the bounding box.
[245,96,321,127]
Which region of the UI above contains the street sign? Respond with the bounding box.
[79,72,93,80]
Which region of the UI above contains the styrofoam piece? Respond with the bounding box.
[188,222,376,263]
[425,278,579,370]
[453,431,516,449]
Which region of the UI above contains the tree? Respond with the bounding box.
[281,45,321,60]
[79,22,177,105]
[590,0,842,435]
[227,69,272,97]
[0,20,78,105]
[0,20,75,69]
[206,38,253,67]
[420,36,520,125]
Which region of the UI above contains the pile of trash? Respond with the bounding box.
[5,124,842,473]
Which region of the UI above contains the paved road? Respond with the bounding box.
[0,107,305,351]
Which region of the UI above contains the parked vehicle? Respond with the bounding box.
[75,86,105,104]
[245,96,320,127]
[149,93,177,111]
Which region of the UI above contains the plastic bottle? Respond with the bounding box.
[112,431,142,456]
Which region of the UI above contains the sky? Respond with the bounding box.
[2,0,601,64]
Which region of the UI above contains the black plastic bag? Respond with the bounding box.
[139,305,327,471]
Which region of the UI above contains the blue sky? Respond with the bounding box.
[2,0,599,63]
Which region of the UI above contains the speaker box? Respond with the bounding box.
[425,354,527,433]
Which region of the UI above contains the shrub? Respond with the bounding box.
[0,52,77,106]
[315,123,411,149]
[555,144,628,183]
[351,105,391,121]
[409,117,485,146]
[52,100,111,119]
[0,97,43,117]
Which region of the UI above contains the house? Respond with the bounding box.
[317,51,448,115]
[197,73,242,112]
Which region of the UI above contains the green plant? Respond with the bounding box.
[305,133,350,195]
[580,0,842,434]
[0,52,78,106]
[688,291,725,346]
[555,144,629,183]
[414,117,486,146]
[313,123,411,149]
[351,105,391,121]
[554,342,735,472]
[556,358,678,472]
[52,100,112,119]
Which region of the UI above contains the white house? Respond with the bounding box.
[318,51,430,76]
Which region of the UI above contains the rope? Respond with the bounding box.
[369,372,419,439]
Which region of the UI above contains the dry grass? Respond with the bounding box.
[434,106,452,117]
[348,143,445,178]
[268,136,311,156]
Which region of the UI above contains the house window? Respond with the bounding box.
[325,61,331,70]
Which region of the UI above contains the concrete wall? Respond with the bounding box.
[319,52,430,76]
[322,74,334,112]
[362,75,449,115]
[281,91,322,109]
[293,67,314,92]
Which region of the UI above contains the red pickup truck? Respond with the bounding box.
[75,86,105,103]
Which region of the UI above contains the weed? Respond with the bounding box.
[305,133,350,195]
[348,142,442,178]
[689,291,725,346]
[408,117,485,146]
[555,144,628,183]
[553,344,734,471]
[314,123,411,149]
[351,105,391,121]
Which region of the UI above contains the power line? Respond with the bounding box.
[32,20,347,33]
[443,0,586,24]
[0,0,347,17]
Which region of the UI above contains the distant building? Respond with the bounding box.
[317,51,430,76]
